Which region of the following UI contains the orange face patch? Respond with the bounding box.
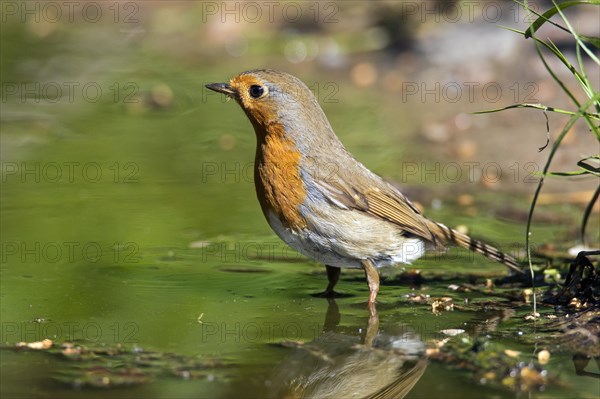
[254,123,307,230]
[229,75,277,129]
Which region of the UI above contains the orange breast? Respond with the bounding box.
[255,123,307,230]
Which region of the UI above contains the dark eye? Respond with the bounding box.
[248,85,264,98]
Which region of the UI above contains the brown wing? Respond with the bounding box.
[365,187,434,241]
[310,176,434,242]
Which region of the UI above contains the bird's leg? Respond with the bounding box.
[361,259,379,342]
[323,298,340,332]
[314,265,340,297]
[361,259,379,317]
[363,304,379,347]
[325,265,340,293]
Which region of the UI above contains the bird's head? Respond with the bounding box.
[206,69,334,143]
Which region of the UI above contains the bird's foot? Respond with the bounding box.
[312,289,340,298]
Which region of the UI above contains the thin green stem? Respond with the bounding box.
[525,96,599,282]
[532,34,599,141]
[553,0,600,65]
[474,103,599,119]
[580,185,600,245]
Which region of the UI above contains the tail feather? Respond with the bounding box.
[426,221,524,274]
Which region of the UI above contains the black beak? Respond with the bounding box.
[205,82,234,95]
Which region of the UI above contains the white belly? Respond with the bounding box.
[266,210,425,269]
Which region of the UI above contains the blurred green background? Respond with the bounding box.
[1,1,598,398]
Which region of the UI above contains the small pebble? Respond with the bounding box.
[538,349,551,365]
[456,194,474,207]
[441,329,465,336]
[524,312,540,320]
[455,224,469,235]
[504,349,521,358]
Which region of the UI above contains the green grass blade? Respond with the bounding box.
[516,0,570,35]
[506,8,598,113]
[579,35,600,48]
[552,0,600,65]
[473,103,599,120]
[545,171,595,176]
[575,42,598,112]
[500,25,588,99]
[535,154,599,178]
[524,0,600,38]
[578,155,600,173]
[546,39,591,101]
[525,95,599,296]
[580,185,600,244]
[533,37,600,136]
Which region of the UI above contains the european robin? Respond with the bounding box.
[206,69,523,308]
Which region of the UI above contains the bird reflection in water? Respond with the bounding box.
[266,300,427,399]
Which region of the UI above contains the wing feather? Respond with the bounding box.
[310,176,434,241]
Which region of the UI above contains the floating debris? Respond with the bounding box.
[447,283,471,292]
[5,340,234,388]
[537,349,551,365]
[431,297,454,313]
[523,288,533,303]
[504,349,521,358]
[16,339,52,350]
[485,278,494,292]
[524,312,541,321]
[441,329,465,337]
[427,335,553,392]
[405,293,429,303]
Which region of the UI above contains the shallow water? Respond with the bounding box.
[2,8,599,399]
[2,114,598,397]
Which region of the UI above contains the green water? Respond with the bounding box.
[1,9,599,399]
